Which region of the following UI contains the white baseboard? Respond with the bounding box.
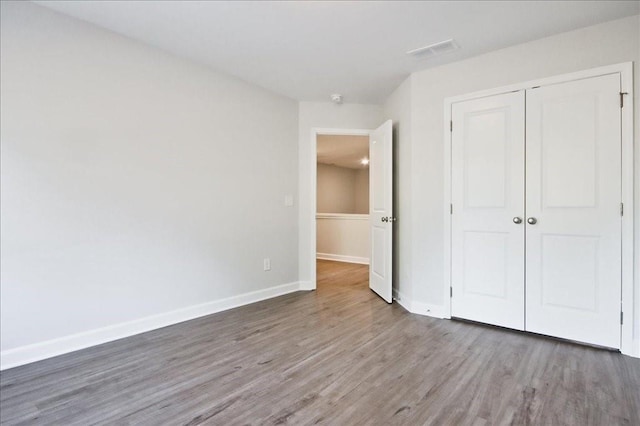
[316,253,369,265]
[0,281,302,371]
[394,295,412,313]
[628,338,640,359]
[393,289,448,319]
[298,280,315,291]
[411,301,449,319]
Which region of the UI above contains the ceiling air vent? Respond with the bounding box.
[406,39,459,58]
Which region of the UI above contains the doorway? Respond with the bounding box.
[315,133,370,294]
[309,121,394,303]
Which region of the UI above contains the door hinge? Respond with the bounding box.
[621,311,624,325]
[450,204,453,215]
[450,121,453,132]
[450,286,453,298]
[620,92,628,108]
[620,202,624,217]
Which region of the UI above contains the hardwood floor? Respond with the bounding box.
[1,259,639,425]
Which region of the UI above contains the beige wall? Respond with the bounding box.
[354,168,369,214]
[316,163,368,214]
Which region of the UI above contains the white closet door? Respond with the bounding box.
[525,74,622,349]
[451,91,525,330]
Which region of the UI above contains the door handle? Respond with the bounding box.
[513,217,523,224]
[381,217,388,222]
[381,217,397,223]
[527,217,537,225]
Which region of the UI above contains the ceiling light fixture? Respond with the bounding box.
[330,93,343,104]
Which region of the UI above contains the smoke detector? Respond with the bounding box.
[330,94,343,104]
[406,39,459,59]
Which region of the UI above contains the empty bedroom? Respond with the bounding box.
[1,1,639,424]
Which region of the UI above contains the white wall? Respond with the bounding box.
[354,168,369,214]
[316,214,369,264]
[388,15,640,347]
[0,2,299,366]
[316,163,368,213]
[298,102,384,287]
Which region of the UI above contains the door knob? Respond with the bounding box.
[513,217,522,224]
[527,217,537,225]
[381,217,388,222]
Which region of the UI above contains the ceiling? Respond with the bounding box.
[317,135,369,170]
[34,1,639,104]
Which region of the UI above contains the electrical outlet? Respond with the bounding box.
[263,258,271,271]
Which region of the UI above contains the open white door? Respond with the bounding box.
[369,120,393,303]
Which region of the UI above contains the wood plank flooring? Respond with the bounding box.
[1,259,639,425]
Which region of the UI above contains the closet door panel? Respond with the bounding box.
[451,91,525,330]
[525,74,622,348]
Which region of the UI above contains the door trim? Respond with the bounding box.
[308,127,372,290]
[443,62,636,357]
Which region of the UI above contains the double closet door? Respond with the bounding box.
[451,73,622,349]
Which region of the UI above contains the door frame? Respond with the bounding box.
[308,127,372,290]
[443,62,636,357]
